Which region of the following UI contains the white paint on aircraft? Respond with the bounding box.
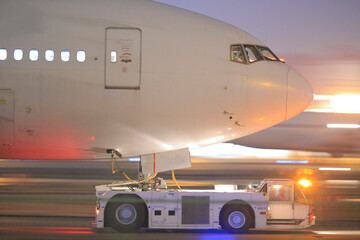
[0,0,313,160]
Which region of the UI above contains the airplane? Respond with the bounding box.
[0,0,313,163]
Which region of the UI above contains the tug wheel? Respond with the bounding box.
[106,196,145,232]
[221,205,253,233]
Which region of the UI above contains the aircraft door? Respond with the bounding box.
[105,28,141,89]
[267,182,294,219]
[0,89,15,148]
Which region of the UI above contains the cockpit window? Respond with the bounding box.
[257,46,279,61]
[231,45,245,63]
[244,45,263,63]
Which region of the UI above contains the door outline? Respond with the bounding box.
[0,88,15,147]
[267,182,294,220]
[104,27,142,90]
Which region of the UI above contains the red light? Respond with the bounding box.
[308,205,315,224]
[96,203,100,215]
[91,136,95,141]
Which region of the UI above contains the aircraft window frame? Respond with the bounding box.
[256,45,279,62]
[76,50,86,62]
[45,50,55,62]
[0,49,7,60]
[29,49,39,61]
[230,45,246,64]
[244,45,263,63]
[110,50,117,63]
[61,50,70,62]
[14,48,24,61]
[14,49,23,61]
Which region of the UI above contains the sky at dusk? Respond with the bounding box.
[154,0,360,95]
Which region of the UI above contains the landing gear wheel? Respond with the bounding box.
[107,197,145,232]
[221,206,252,233]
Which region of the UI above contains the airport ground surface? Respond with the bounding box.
[1,215,360,240]
[0,158,359,239]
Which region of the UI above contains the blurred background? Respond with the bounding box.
[1,155,359,224]
[1,0,360,238]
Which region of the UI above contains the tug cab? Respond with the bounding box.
[258,179,315,228]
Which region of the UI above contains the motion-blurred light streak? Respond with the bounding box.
[277,160,309,164]
[307,94,360,114]
[319,167,351,171]
[327,124,360,129]
[325,180,359,184]
[2,226,94,235]
[313,231,360,235]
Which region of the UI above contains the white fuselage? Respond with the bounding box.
[0,0,313,160]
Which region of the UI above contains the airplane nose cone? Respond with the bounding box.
[286,68,313,120]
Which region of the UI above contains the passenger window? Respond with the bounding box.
[61,50,70,62]
[294,184,307,204]
[110,51,117,63]
[14,49,23,61]
[231,45,245,63]
[45,50,54,62]
[269,184,292,201]
[257,46,279,61]
[77,50,86,62]
[244,45,263,63]
[0,49,7,60]
[29,49,39,61]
